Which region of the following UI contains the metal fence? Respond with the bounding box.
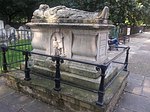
[0,27,130,106]
[0,41,130,106]
[0,29,32,73]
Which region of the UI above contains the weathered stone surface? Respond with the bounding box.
[119,92,150,112]
[31,64,120,90]
[24,99,62,112]
[142,86,150,98]
[0,92,34,110]
[128,49,150,76]
[4,69,128,112]
[0,85,15,98]
[31,5,109,24]
[0,101,18,112]
[143,76,150,87]
[104,71,128,112]
[0,76,6,84]
[113,32,150,112]
[26,22,113,88]
[0,20,4,29]
[114,107,134,112]
[27,5,113,88]
[23,6,127,112]
[124,82,143,95]
[0,76,63,112]
[124,73,144,95]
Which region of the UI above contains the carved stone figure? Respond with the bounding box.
[31,4,109,24]
[0,20,4,29]
[32,4,49,22]
[51,32,64,56]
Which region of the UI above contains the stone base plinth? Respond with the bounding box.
[4,70,129,112]
[30,64,119,90]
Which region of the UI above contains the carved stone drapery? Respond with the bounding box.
[31,5,109,24]
[51,31,65,56]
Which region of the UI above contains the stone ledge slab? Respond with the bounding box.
[3,70,129,112]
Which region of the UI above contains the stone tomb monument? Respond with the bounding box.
[27,4,115,90]
[23,4,128,112]
[0,20,4,29]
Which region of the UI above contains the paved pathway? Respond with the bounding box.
[0,32,150,112]
[114,32,150,112]
[0,77,62,112]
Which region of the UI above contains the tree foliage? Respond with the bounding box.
[0,0,149,26]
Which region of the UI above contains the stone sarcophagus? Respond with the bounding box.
[27,4,114,90]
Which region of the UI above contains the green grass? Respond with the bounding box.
[0,39,32,73]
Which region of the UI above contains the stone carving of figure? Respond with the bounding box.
[0,20,4,29]
[31,4,109,24]
[96,6,109,20]
[52,32,64,56]
[32,4,49,22]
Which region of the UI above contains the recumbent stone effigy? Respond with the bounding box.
[31,4,109,24]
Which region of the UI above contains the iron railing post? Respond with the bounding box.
[1,44,8,72]
[124,47,130,71]
[23,49,31,81]
[96,65,107,106]
[52,56,63,91]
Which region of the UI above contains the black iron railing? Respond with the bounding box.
[0,29,32,73]
[0,44,130,106]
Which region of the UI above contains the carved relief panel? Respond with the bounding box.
[50,30,65,56]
